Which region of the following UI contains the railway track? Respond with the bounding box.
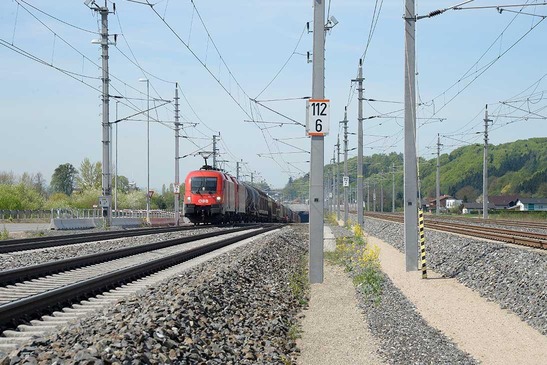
[365,212,547,250]
[0,224,279,333]
[0,225,209,254]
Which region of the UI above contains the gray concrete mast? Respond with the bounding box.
[436,133,441,215]
[483,105,492,219]
[309,0,326,284]
[174,84,181,226]
[342,109,349,225]
[404,0,419,271]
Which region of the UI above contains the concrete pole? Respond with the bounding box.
[174,83,180,226]
[99,4,111,226]
[115,101,118,212]
[367,180,370,212]
[380,175,384,212]
[483,105,492,219]
[212,134,218,169]
[373,180,377,212]
[436,133,441,215]
[146,80,150,224]
[354,59,364,228]
[325,172,330,214]
[236,161,240,180]
[309,0,325,284]
[392,163,395,212]
[343,108,349,225]
[404,0,419,271]
[336,135,341,220]
[332,154,336,213]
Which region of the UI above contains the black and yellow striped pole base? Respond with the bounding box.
[418,209,427,279]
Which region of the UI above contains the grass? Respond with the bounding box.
[0,226,10,240]
[288,324,303,340]
[31,230,46,237]
[328,224,384,303]
[325,213,338,225]
[289,254,310,307]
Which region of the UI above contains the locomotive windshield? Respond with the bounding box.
[190,177,217,193]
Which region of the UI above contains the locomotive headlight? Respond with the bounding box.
[186,196,191,202]
[216,196,221,202]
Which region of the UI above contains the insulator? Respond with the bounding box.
[429,9,443,17]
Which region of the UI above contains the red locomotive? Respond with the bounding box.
[183,165,297,224]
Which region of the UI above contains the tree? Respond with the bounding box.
[50,163,78,196]
[112,175,130,193]
[76,158,102,190]
[0,185,22,210]
[44,193,71,209]
[71,188,102,209]
[0,171,16,185]
[20,172,48,198]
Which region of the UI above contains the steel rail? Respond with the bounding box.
[365,212,546,249]
[0,226,260,286]
[425,222,546,249]
[0,225,281,330]
[0,225,211,254]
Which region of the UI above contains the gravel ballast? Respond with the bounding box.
[363,217,547,336]
[1,225,308,364]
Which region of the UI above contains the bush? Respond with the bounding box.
[327,227,383,303]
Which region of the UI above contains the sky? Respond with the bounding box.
[1,0,546,191]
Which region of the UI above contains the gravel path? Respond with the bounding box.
[325,224,478,365]
[370,235,547,365]
[364,217,547,336]
[298,254,385,364]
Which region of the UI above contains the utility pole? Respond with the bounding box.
[308,0,326,284]
[436,133,442,215]
[212,133,220,169]
[336,135,341,221]
[392,162,395,212]
[373,179,377,212]
[342,108,349,225]
[325,173,330,214]
[332,153,336,214]
[236,160,241,180]
[353,59,365,228]
[250,172,254,184]
[404,0,419,271]
[483,105,492,219]
[366,180,370,211]
[380,174,384,212]
[174,83,181,226]
[89,1,113,227]
[114,100,119,213]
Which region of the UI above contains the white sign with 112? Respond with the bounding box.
[306,99,330,136]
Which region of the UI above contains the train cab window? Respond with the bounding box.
[191,177,217,193]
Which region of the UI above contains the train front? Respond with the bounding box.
[183,170,223,224]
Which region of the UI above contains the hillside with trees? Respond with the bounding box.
[282,137,547,208]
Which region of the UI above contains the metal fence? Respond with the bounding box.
[1,209,176,221]
[0,210,51,220]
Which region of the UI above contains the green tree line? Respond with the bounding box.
[0,158,181,211]
[282,137,547,208]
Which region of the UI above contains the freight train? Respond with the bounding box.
[183,165,298,224]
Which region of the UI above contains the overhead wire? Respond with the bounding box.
[254,24,307,99]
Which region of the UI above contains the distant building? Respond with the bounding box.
[462,202,495,214]
[445,198,463,210]
[488,195,519,210]
[427,195,452,211]
[514,198,547,211]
